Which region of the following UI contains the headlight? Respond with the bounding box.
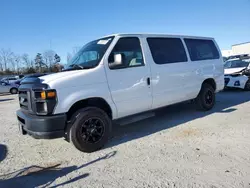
[242,69,250,76]
[35,90,57,100]
[34,89,57,115]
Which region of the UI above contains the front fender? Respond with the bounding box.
[53,83,117,119]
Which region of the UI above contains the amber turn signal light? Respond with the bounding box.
[40,90,56,99]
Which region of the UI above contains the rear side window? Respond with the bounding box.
[147,38,187,64]
[184,39,219,61]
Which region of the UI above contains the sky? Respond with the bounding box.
[1,0,250,63]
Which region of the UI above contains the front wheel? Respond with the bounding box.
[68,107,112,153]
[10,88,18,94]
[195,83,215,111]
[244,79,250,91]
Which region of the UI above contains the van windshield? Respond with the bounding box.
[66,36,114,70]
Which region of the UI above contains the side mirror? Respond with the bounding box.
[109,54,124,69]
[114,54,123,65]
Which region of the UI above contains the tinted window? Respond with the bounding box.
[184,39,219,61]
[108,37,144,69]
[147,38,187,64]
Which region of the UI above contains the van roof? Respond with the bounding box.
[102,33,214,40]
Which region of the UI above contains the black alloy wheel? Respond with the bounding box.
[80,117,105,143]
[204,90,214,106]
[195,83,215,111]
[68,107,112,153]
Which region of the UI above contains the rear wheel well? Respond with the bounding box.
[202,78,216,91]
[67,98,112,121]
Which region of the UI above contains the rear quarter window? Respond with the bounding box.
[184,39,219,61]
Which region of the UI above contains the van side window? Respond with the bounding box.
[108,37,144,69]
[184,39,219,61]
[147,38,187,64]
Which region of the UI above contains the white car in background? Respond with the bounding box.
[0,81,19,94]
[224,57,250,90]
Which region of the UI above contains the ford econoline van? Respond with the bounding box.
[17,34,224,152]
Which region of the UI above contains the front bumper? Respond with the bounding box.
[224,75,249,89]
[17,110,67,139]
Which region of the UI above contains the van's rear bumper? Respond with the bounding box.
[16,110,66,139]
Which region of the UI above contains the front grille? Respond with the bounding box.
[224,78,230,86]
[19,90,29,110]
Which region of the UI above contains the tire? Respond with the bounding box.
[244,79,250,91]
[67,107,112,153]
[195,83,215,111]
[10,88,18,94]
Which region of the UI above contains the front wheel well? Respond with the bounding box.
[202,78,216,91]
[66,97,112,121]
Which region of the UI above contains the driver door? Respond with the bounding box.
[104,37,152,118]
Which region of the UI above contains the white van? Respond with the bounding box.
[17,34,224,152]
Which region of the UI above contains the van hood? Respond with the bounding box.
[37,66,106,90]
[39,70,86,83]
[224,67,246,75]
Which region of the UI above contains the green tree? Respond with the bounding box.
[35,53,47,72]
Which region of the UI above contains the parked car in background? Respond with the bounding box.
[223,57,228,62]
[0,81,19,94]
[224,55,250,90]
[15,73,48,86]
[1,76,19,84]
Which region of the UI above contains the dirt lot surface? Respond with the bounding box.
[0,91,250,188]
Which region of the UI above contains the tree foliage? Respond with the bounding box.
[0,48,64,75]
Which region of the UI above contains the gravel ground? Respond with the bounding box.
[0,91,250,188]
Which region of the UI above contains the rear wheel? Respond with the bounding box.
[244,79,250,91]
[10,88,18,94]
[67,107,112,153]
[195,83,215,111]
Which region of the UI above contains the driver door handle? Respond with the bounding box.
[147,77,150,86]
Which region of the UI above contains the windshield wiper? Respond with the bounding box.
[64,64,95,71]
[71,64,84,69]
